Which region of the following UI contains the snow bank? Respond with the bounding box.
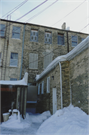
[36,105,89,135]
[0,111,51,129]
[26,111,51,123]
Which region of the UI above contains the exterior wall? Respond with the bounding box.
[70,48,89,114]
[22,23,88,84]
[0,19,88,84]
[0,20,24,80]
[37,62,70,114]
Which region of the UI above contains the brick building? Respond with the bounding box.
[0,19,88,83]
[36,36,89,114]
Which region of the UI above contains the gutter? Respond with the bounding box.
[36,36,89,81]
[20,24,26,79]
[59,62,63,109]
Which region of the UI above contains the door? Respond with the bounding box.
[53,88,57,114]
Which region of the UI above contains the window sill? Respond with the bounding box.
[58,44,65,46]
[10,65,18,67]
[12,38,21,40]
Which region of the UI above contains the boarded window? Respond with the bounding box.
[0,24,5,37]
[29,53,38,69]
[45,32,52,44]
[44,52,53,69]
[12,26,21,39]
[58,33,64,45]
[30,30,38,42]
[10,53,18,67]
[47,77,50,93]
[72,36,77,47]
[41,81,44,94]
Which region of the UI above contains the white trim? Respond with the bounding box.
[38,84,40,95]
[47,76,50,93]
[41,81,44,94]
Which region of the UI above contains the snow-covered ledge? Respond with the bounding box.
[0,72,28,86]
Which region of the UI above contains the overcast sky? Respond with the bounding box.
[0,0,89,34]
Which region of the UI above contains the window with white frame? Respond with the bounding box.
[10,53,18,67]
[58,33,64,45]
[47,76,50,93]
[44,52,53,69]
[0,52,2,66]
[0,24,5,37]
[29,53,38,69]
[12,26,21,39]
[30,30,38,42]
[45,32,52,44]
[38,84,40,95]
[41,81,44,94]
[72,36,77,47]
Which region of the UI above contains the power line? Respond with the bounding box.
[52,0,87,26]
[0,0,49,32]
[26,0,58,22]
[16,0,48,21]
[2,0,28,19]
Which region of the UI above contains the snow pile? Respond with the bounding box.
[0,72,28,86]
[37,105,89,135]
[1,113,31,129]
[0,111,51,129]
[26,111,51,123]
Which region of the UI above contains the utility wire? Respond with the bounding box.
[0,0,48,32]
[16,0,48,21]
[2,0,28,19]
[26,0,58,22]
[52,0,87,26]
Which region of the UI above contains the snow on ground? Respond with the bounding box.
[37,104,89,135]
[0,111,51,135]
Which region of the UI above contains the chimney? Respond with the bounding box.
[61,22,66,30]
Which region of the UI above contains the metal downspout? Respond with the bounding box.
[20,24,26,80]
[59,62,63,109]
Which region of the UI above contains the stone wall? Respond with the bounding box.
[70,48,89,114]
[0,20,25,80]
[37,62,70,114]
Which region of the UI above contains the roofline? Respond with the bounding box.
[0,18,88,35]
[36,36,89,82]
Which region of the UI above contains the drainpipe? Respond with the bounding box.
[59,62,63,109]
[20,24,26,80]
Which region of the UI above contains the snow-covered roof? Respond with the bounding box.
[36,36,89,81]
[0,72,28,86]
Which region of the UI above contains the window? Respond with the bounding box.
[44,52,53,69]
[82,38,85,41]
[58,33,64,45]
[10,53,18,67]
[72,36,77,47]
[10,78,17,81]
[12,26,21,39]
[38,84,40,95]
[29,53,38,69]
[0,24,5,37]
[41,81,44,94]
[45,32,52,44]
[47,77,50,93]
[30,30,38,42]
[0,52,2,66]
